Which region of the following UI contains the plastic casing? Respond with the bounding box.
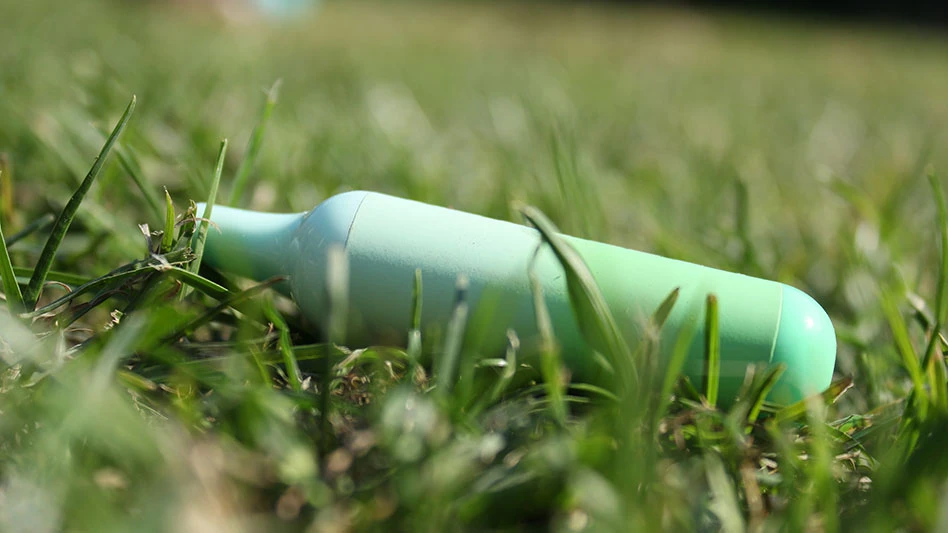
[200,191,836,404]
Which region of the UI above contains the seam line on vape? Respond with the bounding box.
[342,192,370,249]
[767,284,785,366]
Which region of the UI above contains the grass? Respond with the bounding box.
[1,0,948,530]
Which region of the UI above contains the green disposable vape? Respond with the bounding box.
[198,191,836,404]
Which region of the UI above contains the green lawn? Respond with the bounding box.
[2,0,948,530]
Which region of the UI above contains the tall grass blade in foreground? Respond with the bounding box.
[12,267,87,287]
[733,178,758,271]
[161,189,175,254]
[485,330,519,405]
[228,81,280,207]
[321,244,349,450]
[163,276,285,345]
[653,289,697,429]
[770,377,853,425]
[704,294,721,406]
[0,155,12,227]
[529,256,567,425]
[167,266,233,302]
[189,139,228,278]
[519,205,635,393]
[436,275,469,398]
[705,453,746,533]
[115,143,164,222]
[24,250,191,318]
[406,268,424,366]
[652,287,680,330]
[266,302,303,392]
[23,95,136,310]
[881,288,926,401]
[806,398,840,532]
[922,175,948,375]
[0,174,24,312]
[745,363,785,424]
[3,213,54,248]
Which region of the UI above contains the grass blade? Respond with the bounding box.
[771,377,854,425]
[4,213,54,248]
[934,358,948,413]
[24,95,136,309]
[486,330,520,405]
[734,178,758,270]
[907,296,948,362]
[436,275,469,397]
[0,195,24,312]
[922,174,948,377]
[161,189,175,254]
[228,81,280,207]
[265,303,303,392]
[13,267,89,287]
[804,399,839,533]
[321,244,349,452]
[880,288,927,406]
[569,382,618,402]
[652,287,680,331]
[91,314,149,391]
[162,276,285,345]
[24,251,191,317]
[411,268,423,331]
[654,315,698,431]
[0,155,11,227]
[704,294,721,407]
[407,268,423,366]
[519,205,635,394]
[167,266,232,302]
[746,364,786,424]
[529,262,566,426]
[189,139,228,278]
[115,143,164,222]
[705,453,746,533]
[323,244,349,344]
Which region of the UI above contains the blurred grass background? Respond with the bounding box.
[2,0,948,530]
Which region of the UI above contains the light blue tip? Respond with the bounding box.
[769,285,837,404]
